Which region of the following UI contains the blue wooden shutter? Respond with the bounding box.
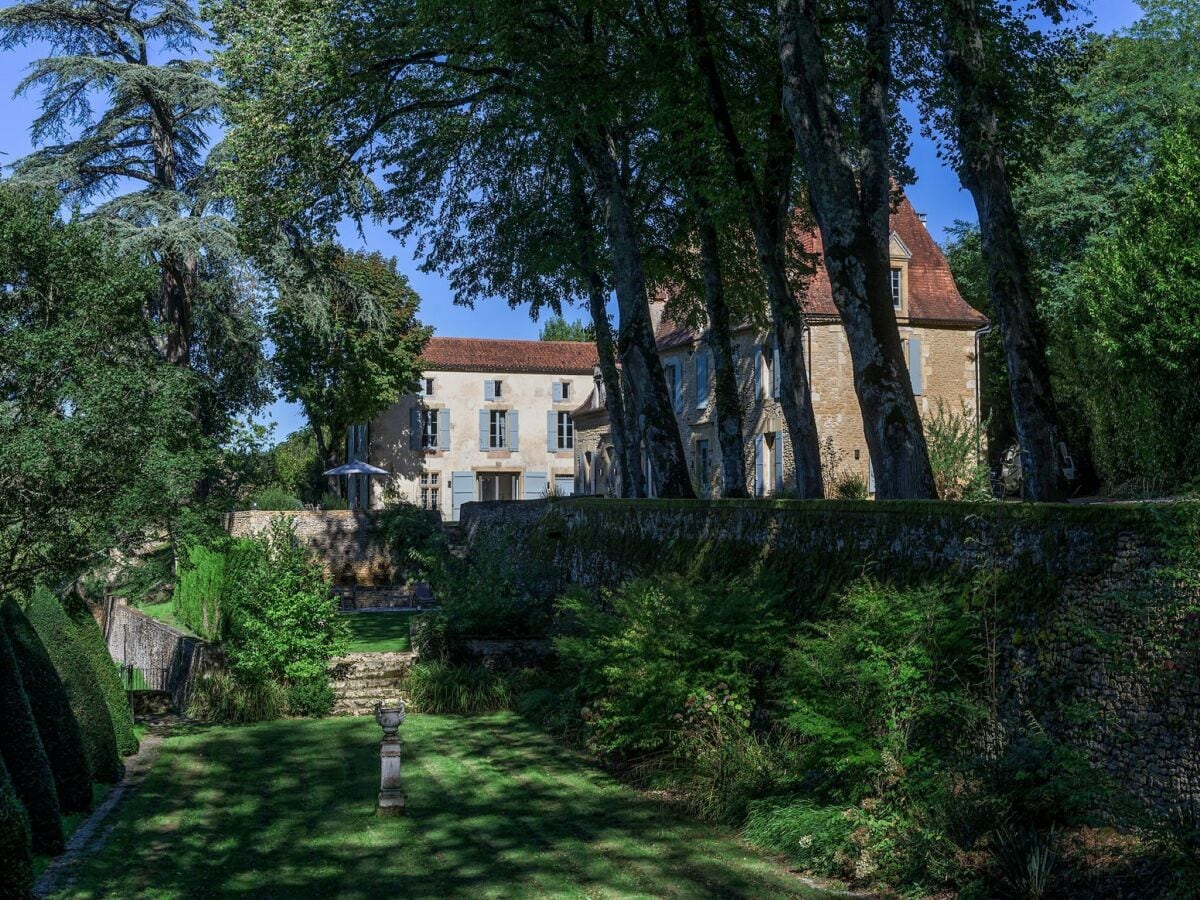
[673,363,683,412]
[772,347,781,399]
[479,410,489,449]
[908,338,923,395]
[409,407,421,450]
[696,353,708,407]
[774,430,784,492]
[552,381,562,403]
[484,380,495,401]
[508,410,519,451]
[451,472,475,521]
[754,346,763,398]
[754,434,765,497]
[547,411,557,451]
[524,472,547,499]
[438,409,451,451]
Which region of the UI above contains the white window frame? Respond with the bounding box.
[560,381,571,401]
[419,377,435,397]
[557,412,575,450]
[489,409,508,449]
[891,267,903,310]
[421,409,439,449]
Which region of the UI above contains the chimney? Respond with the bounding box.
[917,212,928,226]
[648,290,667,335]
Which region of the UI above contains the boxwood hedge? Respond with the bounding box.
[2,599,94,814]
[61,594,137,757]
[0,620,64,854]
[26,588,122,784]
[0,753,33,899]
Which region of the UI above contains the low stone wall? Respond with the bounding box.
[460,497,1200,816]
[103,599,211,713]
[225,509,393,586]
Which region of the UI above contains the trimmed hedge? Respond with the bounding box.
[2,599,93,814]
[0,754,33,900]
[61,595,137,757]
[0,620,64,854]
[26,589,122,784]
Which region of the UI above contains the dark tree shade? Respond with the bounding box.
[0,618,64,854]
[26,588,122,784]
[2,599,93,814]
[0,753,33,899]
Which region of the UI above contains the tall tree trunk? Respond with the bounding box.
[577,129,694,499]
[692,197,749,497]
[777,0,937,499]
[686,0,823,497]
[149,103,192,368]
[943,0,1064,501]
[568,157,643,497]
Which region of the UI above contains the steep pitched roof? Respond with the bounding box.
[654,192,985,350]
[420,337,599,375]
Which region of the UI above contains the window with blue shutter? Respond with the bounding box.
[754,346,763,399]
[438,409,451,451]
[409,406,421,450]
[484,380,495,401]
[774,430,784,492]
[908,338,923,395]
[508,410,520,451]
[547,411,557,451]
[479,410,488,450]
[772,347,781,399]
[552,381,562,403]
[754,434,765,497]
[696,353,708,408]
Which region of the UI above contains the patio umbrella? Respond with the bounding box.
[322,458,391,477]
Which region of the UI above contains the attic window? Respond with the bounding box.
[890,268,902,310]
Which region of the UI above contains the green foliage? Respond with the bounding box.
[0,754,33,899]
[925,402,993,501]
[25,587,122,783]
[186,671,287,725]
[285,677,336,718]
[742,800,854,877]
[244,487,303,511]
[832,473,868,501]
[269,428,326,504]
[0,616,64,854]
[403,662,513,715]
[0,185,213,595]
[222,517,346,690]
[320,492,348,511]
[375,501,447,584]
[172,545,228,640]
[555,573,786,759]
[1,599,93,814]
[61,595,137,758]
[538,316,596,342]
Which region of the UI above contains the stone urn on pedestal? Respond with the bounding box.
[373,698,406,816]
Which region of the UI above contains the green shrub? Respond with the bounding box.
[403,662,512,714]
[320,491,348,510]
[286,677,335,718]
[0,619,64,854]
[172,544,227,639]
[376,501,447,583]
[1,599,93,814]
[245,487,303,511]
[832,472,868,500]
[25,588,122,783]
[925,401,993,501]
[60,594,137,757]
[554,572,787,760]
[186,671,287,724]
[0,754,33,899]
[742,800,855,877]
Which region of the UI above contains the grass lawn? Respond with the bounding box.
[340,610,416,653]
[52,714,833,898]
[134,600,195,636]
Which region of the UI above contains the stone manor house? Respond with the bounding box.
[359,195,985,519]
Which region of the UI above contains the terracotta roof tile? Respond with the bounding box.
[420,337,598,375]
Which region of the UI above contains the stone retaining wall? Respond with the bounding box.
[460,497,1200,816]
[225,509,393,585]
[102,598,211,712]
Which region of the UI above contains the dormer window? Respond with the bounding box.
[891,267,903,310]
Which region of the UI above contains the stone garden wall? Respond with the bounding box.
[103,599,211,712]
[225,509,393,586]
[460,497,1200,815]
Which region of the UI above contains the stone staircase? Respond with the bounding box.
[329,650,416,717]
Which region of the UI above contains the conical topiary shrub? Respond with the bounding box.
[26,588,122,784]
[0,621,64,854]
[2,599,94,814]
[0,754,33,900]
[60,594,137,757]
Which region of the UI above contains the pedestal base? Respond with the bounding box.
[376,791,406,816]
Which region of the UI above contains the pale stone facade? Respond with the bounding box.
[362,338,597,520]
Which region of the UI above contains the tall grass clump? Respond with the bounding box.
[172,544,227,639]
[186,671,287,724]
[403,661,512,714]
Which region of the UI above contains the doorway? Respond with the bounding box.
[477,472,519,502]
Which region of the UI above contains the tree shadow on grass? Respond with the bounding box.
[60,714,830,899]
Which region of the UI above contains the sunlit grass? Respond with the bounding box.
[339,611,416,653]
[54,714,832,898]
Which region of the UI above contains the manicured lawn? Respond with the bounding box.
[52,714,832,898]
[340,610,415,653]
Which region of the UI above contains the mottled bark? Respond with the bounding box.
[686,0,824,497]
[693,199,749,497]
[943,0,1064,501]
[568,158,642,497]
[577,129,694,499]
[777,0,937,499]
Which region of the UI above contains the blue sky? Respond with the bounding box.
[0,0,1145,443]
